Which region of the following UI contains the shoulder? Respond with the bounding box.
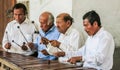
[24,19,35,28]
[6,20,16,27]
[70,27,80,36]
[51,26,60,34]
[98,28,113,41]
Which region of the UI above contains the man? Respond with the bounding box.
[47,13,84,58]
[34,12,60,60]
[2,3,37,55]
[66,10,115,70]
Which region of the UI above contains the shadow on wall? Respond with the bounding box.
[112,47,120,70]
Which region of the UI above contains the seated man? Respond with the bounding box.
[65,10,115,70]
[34,12,60,60]
[2,3,37,55]
[47,13,84,58]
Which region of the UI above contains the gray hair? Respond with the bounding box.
[48,12,54,24]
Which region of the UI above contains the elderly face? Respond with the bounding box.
[56,17,70,34]
[13,8,26,24]
[39,15,51,32]
[83,18,98,36]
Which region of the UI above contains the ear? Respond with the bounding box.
[66,20,71,26]
[93,21,98,27]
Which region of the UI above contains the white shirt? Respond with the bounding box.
[65,27,115,70]
[47,26,84,55]
[2,18,37,55]
[58,26,83,51]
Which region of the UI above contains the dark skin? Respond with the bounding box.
[67,56,82,64]
[4,8,26,50]
[27,42,36,50]
[53,52,65,57]
[5,42,35,51]
[50,14,72,57]
[49,40,61,48]
[67,19,101,64]
[4,43,11,49]
[21,42,28,51]
[39,12,54,55]
[40,37,50,55]
[40,37,49,45]
[41,49,49,55]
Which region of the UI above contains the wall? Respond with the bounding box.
[28,0,120,47]
[29,0,72,26]
[72,0,120,47]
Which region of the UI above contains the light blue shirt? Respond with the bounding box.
[34,25,60,60]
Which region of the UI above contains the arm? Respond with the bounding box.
[67,56,82,64]
[2,25,11,51]
[50,31,81,51]
[60,32,81,51]
[83,36,114,66]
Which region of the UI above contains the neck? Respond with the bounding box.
[19,18,26,24]
[93,26,101,36]
[45,24,54,33]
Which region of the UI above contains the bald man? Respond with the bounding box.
[34,12,60,60]
[47,13,84,60]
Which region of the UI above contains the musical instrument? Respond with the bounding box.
[0,51,95,70]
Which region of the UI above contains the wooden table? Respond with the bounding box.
[0,47,3,51]
[0,51,96,70]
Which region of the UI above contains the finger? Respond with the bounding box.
[53,53,57,57]
[49,40,54,43]
[67,58,71,62]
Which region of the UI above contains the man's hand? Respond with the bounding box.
[67,56,82,64]
[27,42,35,50]
[50,40,60,47]
[21,42,28,51]
[40,37,49,45]
[5,42,11,49]
[53,52,65,57]
[41,49,49,55]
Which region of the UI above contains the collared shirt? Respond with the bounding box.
[58,26,83,51]
[66,27,115,70]
[2,18,37,55]
[47,26,84,55]
[34,25,60,60]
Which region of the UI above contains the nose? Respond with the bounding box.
[56,24,60,29]
[16,15,20,20]
[84,27,87,31]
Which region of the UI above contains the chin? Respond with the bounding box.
[58,30,61,33]
[87,33,91,36]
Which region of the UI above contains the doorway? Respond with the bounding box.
[0,0,16,45]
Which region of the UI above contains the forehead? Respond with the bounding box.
[40,14,49,19]
[56,18,65,23]
[56,17,64,22]
[39,16,48,22]
[83,19,90,25]
[13,8,24,13]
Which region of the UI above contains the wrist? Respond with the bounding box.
[76,56,82,62]
[57,42,61,48]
